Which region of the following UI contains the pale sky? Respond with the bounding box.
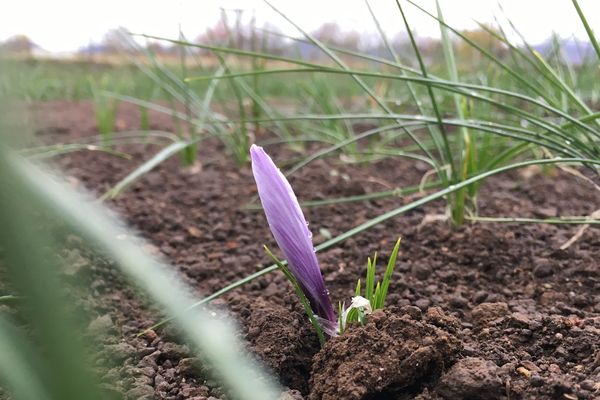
[1,0,599,53]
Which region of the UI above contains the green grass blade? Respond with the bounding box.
[285,122,428,175]
[572,0,600,60]
[365,256,375,302]
[405,0,556,105]
[466,215,600,225]
[0,316,52,400]
[0,157,104,400]
[210,113,587,158]
[531,50,595,117]
[4,152,280,400]
[365,0,441,149]
[243,181,441,210]
[355,279,361,297]
[373,281,381,309]
[189,68,600,146]
[262,1,442,170]
[474,21,560,94]
[437,0,474,223]
[212,53,249,164]
[101,141,190,200]
[397,0,453,174]
[378,238,401,309]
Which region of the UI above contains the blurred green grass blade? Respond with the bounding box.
[251,3,441,170]
[396,0,453,174]
[437,0,462,116]
[286,122,429,175]
[21,131,180,159]
[138,33,326,69]
[26,143,132,160]
[406,0,558,106]
[257,25,423,75]
[561,112,600,129]
[185,67,324,83]
[188,67,600,146]
[211,113,587,157]
[467,216,600,225]
[572,0,600,60]
[366,0,442,156]
[104,92,190,120]
[4,152,281,400]
[0,316,51,400]
[353,149,438,165]
[0,295,22,303]
[531,50,595,117]
[355,279,361,297]
[212,53,249,164]
[474,21,558,93]
[104,92,229,139]
[231,76,295,142]
[0,155,104,400]
[102,140,190,199]
[243,180,442,210]
[482,142,531,171]
[437,0,475,223]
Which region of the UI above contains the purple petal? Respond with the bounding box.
[250,144,336,323]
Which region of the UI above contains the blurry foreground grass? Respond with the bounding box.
[0,83,280,399]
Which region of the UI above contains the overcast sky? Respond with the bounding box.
[2,0,599,53]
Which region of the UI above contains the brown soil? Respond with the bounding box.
[9,101,600,399]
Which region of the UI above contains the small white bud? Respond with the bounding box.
[350,296,372,314]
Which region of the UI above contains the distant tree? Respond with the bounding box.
[0,34,36,56]
[455,25,508,62]
[145,41,179,56]
[195,10,286,55]
[310,22,361,51]
[196,17,230,46]
[100,29,127,54]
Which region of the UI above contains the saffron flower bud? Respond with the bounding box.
[250,144,336,325]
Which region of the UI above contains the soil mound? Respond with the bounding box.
[309,307,462,399]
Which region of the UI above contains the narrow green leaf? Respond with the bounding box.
[406,0,557,106]
[466,216,600,225]
[263,0,441,170]
[378,238,402,309]
[531,50,594,118]
[101,141,189,200]
[4,153,280,400]
[397,0,454,175]
[572,0,600,60]
[0,316,51,400]
[373,281,381,310]
[366,256,375,302]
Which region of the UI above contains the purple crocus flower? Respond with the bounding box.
[250,144,337,325]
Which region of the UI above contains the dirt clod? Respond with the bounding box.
[436,357,504,399]
[471,302,510,327]
[309,309,461,400]
[245,298,319,393]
